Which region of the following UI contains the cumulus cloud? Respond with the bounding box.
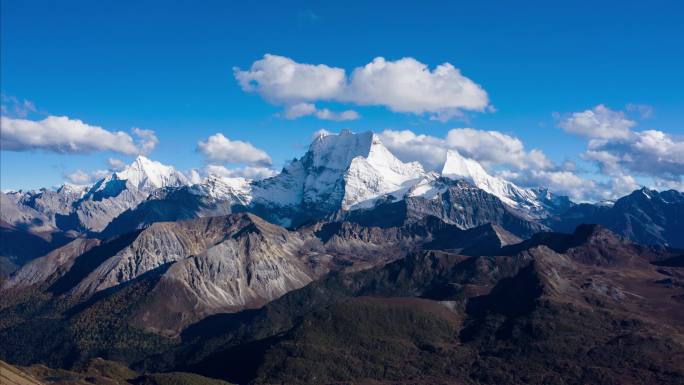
[445,128,552,170]
[107,157,126,171]
[284,102,359,121]
[197,133,272,166]
[376,128,634,201]
[204,164,277,180]
[558,104,635,140]
[1,115,157,155]
[377,130,447,171]
[187,169,203,184]
[378,128,552,172]
[498,169,598,202]
[131,128,159,154]
[313,107,360,121]
[63,169,111,185]
[234,54,489,121]
[343,57,489,116]
[583,129,684,180]
[558,105,684,186]
[499,169,641,202]
[653,177,684,192]
[234,54,345,104]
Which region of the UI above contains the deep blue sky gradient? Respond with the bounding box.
[2,0,683,189]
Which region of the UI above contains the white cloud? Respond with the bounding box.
[653,177,684,192]
[343,57,489,116]
[204,164,277,180]
[284,102,359,121]
[187,168,203,184]
[376,128,648,201]
[63,169,110,185]
[131,127,159,154]
[313,107,359,121]
[197,133,272,166]
[558,105,684,184]
[378,128,551,172]
[558,104,635,140]
[107,157,126,171]
[1,115,157,155]
[377,129,448,171]
[499,169,598,202]
[284,102,318,119]
[445,128,552,170]
[606,174,641,198]
[583,129,684,179]
[234,54,345,104]
[499,169,641,202]
[234,54,489,121]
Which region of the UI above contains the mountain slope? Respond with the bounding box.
[548,188,684,247]
[344,178,547,238]
[159,228,684,385]
[1,156,190,234]
[441,149,560,217]
[99,176,248,238]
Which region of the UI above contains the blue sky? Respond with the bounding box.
[1,0,683,199]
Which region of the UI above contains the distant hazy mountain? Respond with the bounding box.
[547,187,684,248]
[1,156,190,234]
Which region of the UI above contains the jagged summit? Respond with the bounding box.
[441,149,544,215]
[114,155,189,192]
[308,129,375,171]
[192,174,252,203]
[251,130,426,225]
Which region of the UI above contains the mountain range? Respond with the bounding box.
[1,130,683,384]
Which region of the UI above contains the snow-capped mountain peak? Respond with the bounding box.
[193,174,252,204]
[441,149,542,213]
[250,130,427,223]
[115,155,189,192]
[308,129,375,171]
[56,183,90,197]
[342,133,425,209]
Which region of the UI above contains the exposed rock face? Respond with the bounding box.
[43,214,319,332]
[442,149,545,215]
[3,211,533,334]
[136,220,315,333]
[249,129,426,226]
[0,189,76,233]
[344,178,547,238]
[161,227,684,385]
[99,177,244,239]
[1,237,100,290]
[2,216,684,385]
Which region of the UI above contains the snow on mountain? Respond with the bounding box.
[250,129,426,224]
[2,131,575,235]
[114,155,189,192]
[191,174,252,205]
[0,156,192,233]
[440,149,546,215]
[342,132,426,209]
